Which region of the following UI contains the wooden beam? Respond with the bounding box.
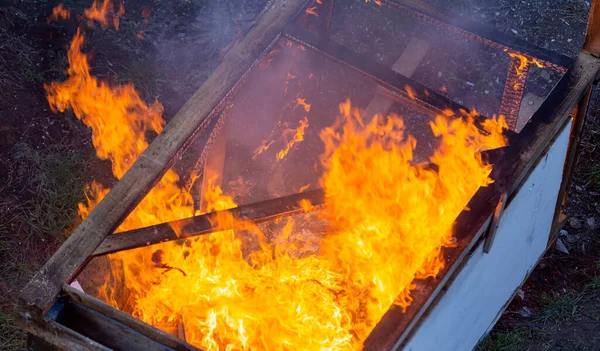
[58,285,200,351]
[92,189,324,256]
[19,0,310,313]
[483,192,508,254]
[16,306,111,351]
[584,0,600,56]
[552,88,593,231]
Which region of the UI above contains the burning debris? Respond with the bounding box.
[44,1,508,350]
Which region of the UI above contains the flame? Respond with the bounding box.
[305,6,319,17]
[253,117,310,161]
[298,183,311,192]
[404,84,416,100]
[137,8,152,39]
[48,4,70,23]
[46,31,164,179]
[365,0,383,6]
[276,117,310,160]
[294,96,311,112]
[84,0,124,29]
[507,51,545,79]
[48,2,508,349]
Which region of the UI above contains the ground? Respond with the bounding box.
[0,0,598,350]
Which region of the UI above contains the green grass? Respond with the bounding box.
[586,164,600,191]
[117,59,159,100]
[9,142,87,240]
[476,328,532,351]
[534,291,585,324]
[0,312,26,351]
[0,143,87,351]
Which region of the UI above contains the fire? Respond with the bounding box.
[48,4,70,23]
[276,117,309,160]
[365,0,383,6]
[85,0,124,29]
[294,96,311,112]
[253,117,310,160]
[507,51,545,78]
[47,2,507,350]
[305,6,319,17]
[404,84,416,100]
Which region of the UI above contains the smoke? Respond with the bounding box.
[149,0,269,113]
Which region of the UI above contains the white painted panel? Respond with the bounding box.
[402,120,572,351]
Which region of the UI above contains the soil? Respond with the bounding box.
[0,0,599,350]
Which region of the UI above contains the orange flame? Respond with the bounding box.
[84,0,124,30]
[48,2,508,349]
[253,117,310,160]
[404,84,416,100]
[46,31,164,179]
[507,51,545,79]
[276,117,309,160]
[48,4,70,23]
[305,6,319,17]
[294,96,311,112]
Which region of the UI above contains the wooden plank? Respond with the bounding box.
[16,307,111,351]
[552,88,593,229]
[584,0,600,56]
[26,335,62,351]
[362,37,430,119]
[19,0,310,313]
[60,303,179,351]
[483,192,507,254]
[61,285,200,351]
[92,189,324,256]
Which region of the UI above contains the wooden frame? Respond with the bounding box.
[17,0,600,350]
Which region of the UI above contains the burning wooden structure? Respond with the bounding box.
[17,0,600,350]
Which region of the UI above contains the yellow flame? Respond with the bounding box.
[47,2,508,350]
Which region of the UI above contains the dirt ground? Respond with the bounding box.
[0,0,599,350]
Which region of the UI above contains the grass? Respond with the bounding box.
[117,59,159,100]
[478,289,596,350]
[587,276,600,291]
[0,143,88,351]
[476,328,532,351]
[586,163,600,191]
[0,312,26,351]
[8,143,87,240]
[534,291,585,324]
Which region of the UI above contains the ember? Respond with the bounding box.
[46,1,508,350]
